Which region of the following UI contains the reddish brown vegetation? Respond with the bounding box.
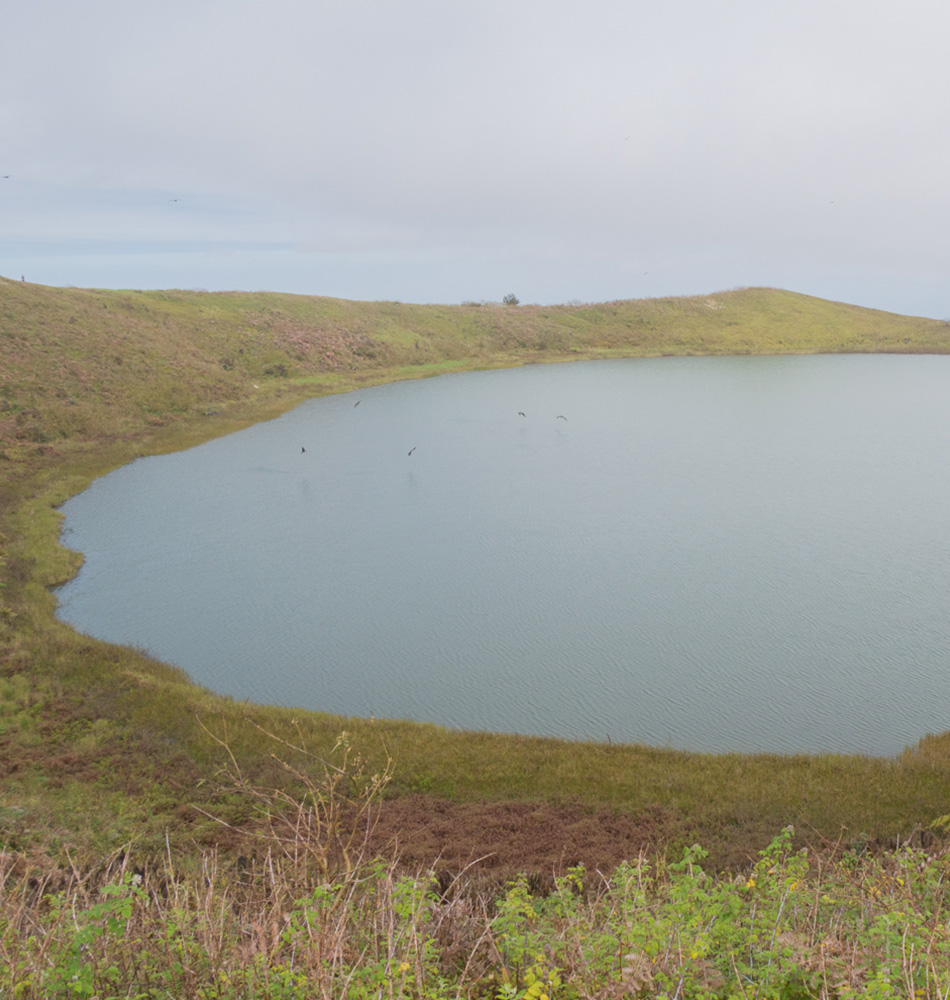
[366,795,682,880]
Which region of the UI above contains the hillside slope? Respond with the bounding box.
[2,279,950,870]
[3,281,948,453]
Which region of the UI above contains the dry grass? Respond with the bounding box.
[3,766,950,998]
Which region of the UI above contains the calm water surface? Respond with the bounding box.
[55,356,950,755]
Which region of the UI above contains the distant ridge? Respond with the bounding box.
[2,282,948,455]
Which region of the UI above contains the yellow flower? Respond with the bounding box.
[745,877,756,889]
[398,962,411,973]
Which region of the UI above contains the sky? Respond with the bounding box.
[2,0,949,317]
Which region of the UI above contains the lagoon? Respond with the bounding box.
[55,355,950,756]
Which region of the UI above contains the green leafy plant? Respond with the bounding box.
[41,873,148,999]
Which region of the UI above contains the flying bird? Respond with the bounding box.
[354,400,361,407]
[301,447,306,453]
[518,411,526,417]
[556,415,567,420]
[408,447,416,456]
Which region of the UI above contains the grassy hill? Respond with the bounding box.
[3,277,950,879]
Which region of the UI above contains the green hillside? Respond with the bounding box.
[2,278,950,875]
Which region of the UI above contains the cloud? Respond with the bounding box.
[3,0,950,315]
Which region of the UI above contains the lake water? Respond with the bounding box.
[55,355,950,756]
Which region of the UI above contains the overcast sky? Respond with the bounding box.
[2,0,949,316]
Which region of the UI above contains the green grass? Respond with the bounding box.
[3,277,950,872]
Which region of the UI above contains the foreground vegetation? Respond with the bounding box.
[10,830,950,998]
[4,743,950,998]
[3,278,950,880]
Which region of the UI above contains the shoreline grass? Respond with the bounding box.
[2,278,950,875]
